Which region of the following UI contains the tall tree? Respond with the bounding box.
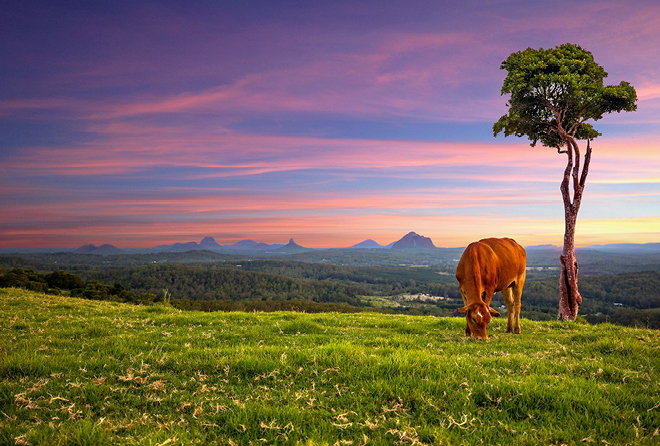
[493,44,637,320]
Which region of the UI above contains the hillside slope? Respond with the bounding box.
[1,289,658,445]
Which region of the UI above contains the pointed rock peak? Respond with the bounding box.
[391,232,436,250]
[276,238,308,252]
[199,236,222,250]
[200,236,221,247]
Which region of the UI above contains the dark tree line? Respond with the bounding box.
[79,264,370,306]
[2,265,659,328]
[0,268,159,304]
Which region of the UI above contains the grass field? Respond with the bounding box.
[1,288,659,445]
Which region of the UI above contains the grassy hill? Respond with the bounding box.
[1,288,659,445]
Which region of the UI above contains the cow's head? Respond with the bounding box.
[457,302,500,340]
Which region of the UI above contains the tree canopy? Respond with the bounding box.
[493,43,637,148]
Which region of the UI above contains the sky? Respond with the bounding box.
[1,0,659,249]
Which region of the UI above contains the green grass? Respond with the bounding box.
[1,288,659,445]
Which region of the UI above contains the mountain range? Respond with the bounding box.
[49,232,436,255]
[74,244,125,255]
[3,233,660,256]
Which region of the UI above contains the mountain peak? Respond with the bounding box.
[391,232,436,250]
[348,239,386,249]
[200,236,221,248]
[74,243,97,253]
[74,243,124,255]
[276,238,308,253]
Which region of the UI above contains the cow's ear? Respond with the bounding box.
[488,307,501,317]
[457,306,468,314]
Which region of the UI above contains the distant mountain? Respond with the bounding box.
[200,236,222,250]
[153,241,202,252]
[585,243,660,253]
[139,237,290,253]
[275,238,310,253]
[347,239,387,249]
[11,238,660,257]
[225,239,285,251]
[75,244,98,254]
[525,244,562,251]
[390,232,436,250]
[74,243,124,255]
[152,237,223,253]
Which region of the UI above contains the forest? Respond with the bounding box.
[1,253,659,328]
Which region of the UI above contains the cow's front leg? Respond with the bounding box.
[501,288,515,333]
[460,289,471,337]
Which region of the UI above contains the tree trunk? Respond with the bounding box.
[557,139,591,321]
[558,214,582,320]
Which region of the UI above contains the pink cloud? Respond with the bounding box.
[6,131,657,189]
[637,83,660,101]
[0,182,557,224]
[2,134,568,179]
[51,26,500,124]
[3,2,658,128]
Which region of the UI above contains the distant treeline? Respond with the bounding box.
[1,263,659,328]
[77,264,370,306]
[0,268,374,314]
[516,271,660,311]
[0,268,159,304]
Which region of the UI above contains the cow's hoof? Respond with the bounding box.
[514,328,521,334]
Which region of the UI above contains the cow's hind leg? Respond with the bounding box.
[511,273,525,334]
[501,287,516,333]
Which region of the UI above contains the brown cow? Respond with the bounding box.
[455,237,526,340]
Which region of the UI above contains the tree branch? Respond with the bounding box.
[543,97,561,121]
[560,142,574,213]
[572,139,581,198]
[567,104,591,136]
[579,139,592,188]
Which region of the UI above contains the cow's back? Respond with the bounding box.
[456,241,492,284]
[478,237,526,287]
[456,238,526,298]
